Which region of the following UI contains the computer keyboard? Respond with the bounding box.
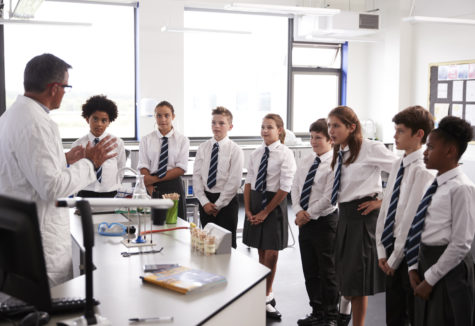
[0,296,100,317]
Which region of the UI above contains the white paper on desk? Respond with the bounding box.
[434,103,449,122]
[452,80,464,102]
[93,213,129,225]
[467,80,475,102]
[465,105,475,125]
[437,83,448,99]
[452,104,464,118]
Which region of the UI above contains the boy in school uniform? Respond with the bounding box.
[192,107,244,248]
[291,119,339,326]
[72,95,126,198]
[405,116,475,326]
[375,106,435,326]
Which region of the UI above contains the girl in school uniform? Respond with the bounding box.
[242,113,296,320]
[406,116,475,326]
[327,106,396,326]
[138,100,190,220]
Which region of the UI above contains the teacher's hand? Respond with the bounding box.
[85,135,118,169]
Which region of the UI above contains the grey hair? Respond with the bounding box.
[23,53,72,93]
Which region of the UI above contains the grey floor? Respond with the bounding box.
[232,201,386,326]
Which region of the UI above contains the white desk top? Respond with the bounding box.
[48,213,269,325]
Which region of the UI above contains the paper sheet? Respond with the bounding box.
[466,80,475,102]
[465,105,475,125]
[452,80,464,101]
[452,104,463,118]
[434,103,449,122]
[437,83,448,99]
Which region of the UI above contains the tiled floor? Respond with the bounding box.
[234,201,386,326]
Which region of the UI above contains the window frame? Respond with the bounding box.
[0,1,139,142]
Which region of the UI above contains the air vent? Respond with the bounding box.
[359,14,379,29]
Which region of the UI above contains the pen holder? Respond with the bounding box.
[165,200,179,224]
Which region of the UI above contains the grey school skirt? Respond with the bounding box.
[242,190,288,251]
[414,244,474,326]
[335,197,385,297]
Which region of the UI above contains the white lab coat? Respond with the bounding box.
[0,95,96,286]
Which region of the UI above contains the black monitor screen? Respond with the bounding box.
[0,195,51,310]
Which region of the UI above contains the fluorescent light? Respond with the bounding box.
[0,18,91,26]
[225,2,340,16]
[403,16,475,25]
[161,25,251,35]
[11,0,44,19]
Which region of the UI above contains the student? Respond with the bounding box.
[242,113,296,320]
[72,95,126,198]
[405,116,475,326]
[375,106,435,326]
[138,100,190,220]
[192,106,244,248]
[291,119,339,326]
[327,106,397,326]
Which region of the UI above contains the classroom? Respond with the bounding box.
[0,0,474,325]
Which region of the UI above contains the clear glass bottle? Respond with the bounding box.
[132,174,150,243]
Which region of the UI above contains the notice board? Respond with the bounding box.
[429,60,475,140]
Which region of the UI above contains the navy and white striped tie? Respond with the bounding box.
[94,138,102,183]
[207,142,219,189]
[404,179,438,266]
[157,137,168,178]
[255,147,270,209]
[299,156,321,211]
[331,150,343,205]
[381,161,405,256]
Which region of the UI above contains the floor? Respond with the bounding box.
[232,200,386,326]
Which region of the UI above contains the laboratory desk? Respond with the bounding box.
[48,213,270,325]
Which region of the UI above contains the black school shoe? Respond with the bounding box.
[266,303,282,320]
[297,311,325,326]
[337,313,351,326]
[266,297,276,307]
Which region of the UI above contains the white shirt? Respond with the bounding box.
[137,128,190,173]
[71,132,126,192]
[291,150,337,219]
[376,148,436,269]
[338,139,397,203]
[408,166,475,286]
[0,95,96,286]
[193,137,244,210]
[245,140,296,193]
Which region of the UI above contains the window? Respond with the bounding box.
[290,42,342,133]
[184,10,288,137]
[3,1,137,139]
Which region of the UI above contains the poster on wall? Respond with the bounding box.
[467,80,475,102]
[469,64,475,79]
[452,104,463,118]
[452,80,464,102]
[434,103,449,122]
[457,64,469,79]
[438,65,448,80]
[447,65,458,80]
[437,83,448,99]
[465,104,475,125]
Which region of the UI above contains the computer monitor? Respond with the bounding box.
[0,194,52,311]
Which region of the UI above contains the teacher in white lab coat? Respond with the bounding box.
[0,53,117,286]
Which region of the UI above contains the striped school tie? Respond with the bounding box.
[207,142,219,189]
[404,179,438,266]
[381,161,405,256]
[299,156,321,211]
[255,147,270,209]
[331,150,343,205]
[94,138,102,183]
[157,137,168,178]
